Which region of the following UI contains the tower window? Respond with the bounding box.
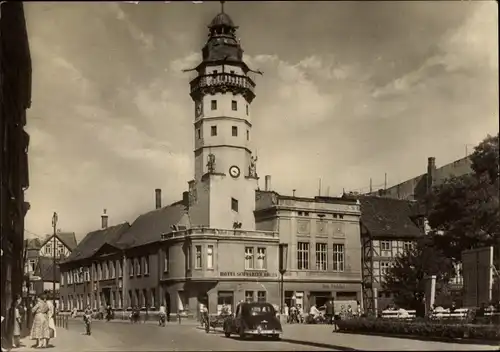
[197,129,201,139]
[211,100,217,110]
[211,126,217,136]
[231,198,239,212]
[232,126,238,137]
[232,100,237,111]
[246,105,249,115]
[246,130,249,140]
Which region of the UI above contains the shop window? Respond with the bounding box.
[207,245,214,269]
[195,245,202,269]
[256,247,266,269]
[297,242,309,270]
[257,291,266,303]
[217,291,234,315]
[245,290,254,303]
[245,247,254,269]
[333,244,345,272]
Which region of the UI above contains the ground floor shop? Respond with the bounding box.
[160,279,362,318]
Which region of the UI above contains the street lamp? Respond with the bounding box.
[278,243,288,315]
[51,212,58,315]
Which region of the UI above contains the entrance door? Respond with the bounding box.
[102,288,111,306]
[310,291,330,309]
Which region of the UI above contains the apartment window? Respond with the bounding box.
[403,241,413,252]
[129,259,134,277]
[117,260,122,278]
[211,100,217,110]
[211,125,217,136]
[231,198,239,212]
[110,261,115,278]
[197,128,201,139]
[246,104,249,115]
[315,243,327,271]
[103,262,109,279]
[186,246,192,270]
[164,249,169,273]
[246,130,249,140]
[207,245,214,269]
[380,241,391,256]
[28,259,36,273]
[232,100,237,111]
[256,247,266,269]
[245,291,254,303]
[97,263,102,280]
[195,245,202,269]
[333,244,345,272]
[135,258,141,276]
[380,261,391,280]
[143,256,150,275]
[85,267,90,282]
[232,126,238,137]
[297,242,310,270]
[46,245,52,255]
[257,291,266,303]
[245,247,254,270]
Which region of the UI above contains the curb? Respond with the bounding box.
[336,330,500,347]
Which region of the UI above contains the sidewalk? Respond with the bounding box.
[17,327,106,352]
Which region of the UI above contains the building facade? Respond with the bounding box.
[0,2,32,348]
[255,187,363,310]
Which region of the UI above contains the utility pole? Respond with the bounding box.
[51,212,58,315]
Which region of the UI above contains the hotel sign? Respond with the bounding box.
[220,271,278,278]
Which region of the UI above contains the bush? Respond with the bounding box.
[336,318,500,341]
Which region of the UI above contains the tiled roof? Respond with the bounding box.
[37,257,60,282]
[358,196,423,239]
[115,201,190,248]
[61,223,130,264]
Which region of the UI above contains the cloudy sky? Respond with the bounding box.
[23,1,498,239]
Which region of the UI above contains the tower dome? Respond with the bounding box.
[209,12,236,29]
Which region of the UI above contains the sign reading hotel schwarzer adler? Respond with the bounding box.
[220,271,278,277]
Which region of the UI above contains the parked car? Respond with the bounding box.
[223,302,282,340]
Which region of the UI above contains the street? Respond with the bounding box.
[19,320,500,352]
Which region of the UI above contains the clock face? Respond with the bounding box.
[229,165,240,178]
[195,101,203,118]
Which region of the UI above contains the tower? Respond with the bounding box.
[187,2,259,230]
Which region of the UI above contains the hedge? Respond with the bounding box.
[336,318,500,341]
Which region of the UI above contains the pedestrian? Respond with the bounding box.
[12,295,23,348]
[30,293,50,348]
[325,298,334,325]
[83,305,93,335]
[46,298,57,346]
[158,304,166,327]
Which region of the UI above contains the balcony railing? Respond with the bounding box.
[190,73,256,101]
[161,227,278,241]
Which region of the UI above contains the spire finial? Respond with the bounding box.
[220,0,225,13]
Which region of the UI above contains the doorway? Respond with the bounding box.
[102,288,111,306]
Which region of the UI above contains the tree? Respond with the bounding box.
[383,237,455,310]
[426,133,500,262]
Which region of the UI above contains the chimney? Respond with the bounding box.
[427,157,436,193]
[101,209,108,229]
[265,175,272,191]
[182,191,190,207]
[155,188,162,209]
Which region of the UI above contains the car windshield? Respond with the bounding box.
[249,305,274,316]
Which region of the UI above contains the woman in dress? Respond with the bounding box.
[13,295,23,348]
[46,299,57,346]
[30,294,50,348]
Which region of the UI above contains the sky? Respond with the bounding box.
[23,1,498,239]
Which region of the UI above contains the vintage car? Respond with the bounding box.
[223,302,282,340]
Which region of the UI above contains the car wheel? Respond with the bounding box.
[224,330,231,338]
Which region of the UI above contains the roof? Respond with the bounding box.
[209,12,236,28]
[37,257,60,282]
[61,223,130,264]
[40,232,78,252]
[115,201,190,248]
[357,196,423,239]
[25,238,42,250]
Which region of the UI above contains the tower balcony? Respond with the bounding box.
[190,73,256,103]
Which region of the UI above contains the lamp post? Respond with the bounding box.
[51,212,58,315]
[278,243,288,315]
